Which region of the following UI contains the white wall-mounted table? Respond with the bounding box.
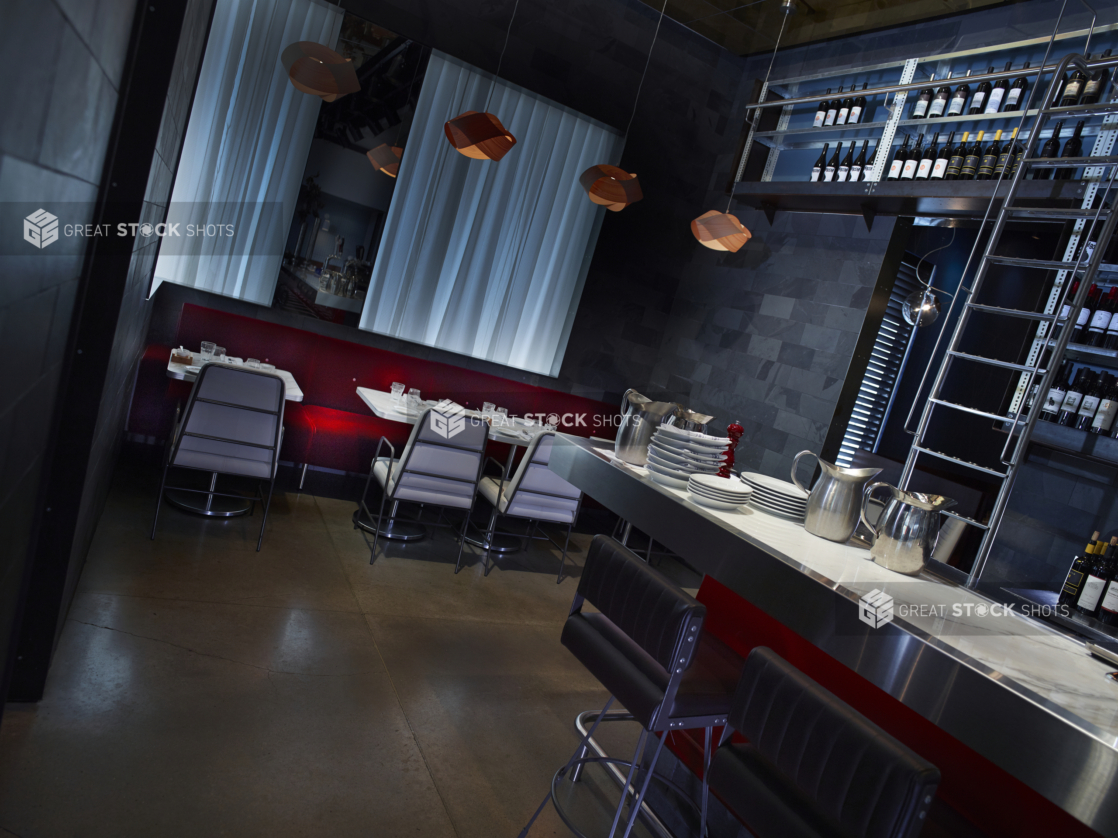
[164,352,303,517]
[354,387,550,549]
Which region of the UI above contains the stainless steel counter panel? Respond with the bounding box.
[549,435,1118,836]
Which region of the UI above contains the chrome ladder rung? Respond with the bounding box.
[912,446,1008,478]
[964,303,1056,322]
[1004,207,1110,221]
[1024,155,1118,168]
[1041,101,1118,118]
[947,349,1043,372]
[941,510,990,530]
[985,255,1082,270]
[928,398,1024,424]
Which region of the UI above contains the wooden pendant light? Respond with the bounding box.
[444,111,517,161]
[367,144,404,177]
[579,165,642,212]
[281,42,360,103]
[691,210,752,252]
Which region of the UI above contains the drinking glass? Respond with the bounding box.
[260,363,275,370]
[200,341,216,360]
[495,406,508,427]
[391,382,406,402]
[407,388,421,412]
[246,358,260,368]
[482,401,496,416]
[215,346,226,360]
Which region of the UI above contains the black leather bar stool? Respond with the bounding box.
[707,647,941,838]
[519,534,743,838]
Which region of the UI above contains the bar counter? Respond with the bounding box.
[549,435,1118,837]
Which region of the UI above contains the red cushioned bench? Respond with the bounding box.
[128,304,617,478]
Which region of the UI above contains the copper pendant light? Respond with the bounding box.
[579,165,642,211]
[691,210,752,252]
[281,42,360,103]
[444,111,517,161]
[367,144,404,177]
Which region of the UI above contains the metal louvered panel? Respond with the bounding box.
[836,256,925,467]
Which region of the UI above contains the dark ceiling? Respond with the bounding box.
[636,0,1009,56]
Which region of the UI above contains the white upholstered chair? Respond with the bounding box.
[476,432,583,582]
[151,364,285,551]
[360,407,489,569]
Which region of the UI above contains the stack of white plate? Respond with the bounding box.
[645,426,728,489]
[687,474,753,510]
[739,472,809,522]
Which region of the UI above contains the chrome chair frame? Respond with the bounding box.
[151,365,285,551]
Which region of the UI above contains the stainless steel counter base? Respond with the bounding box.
[548,436,1118,837]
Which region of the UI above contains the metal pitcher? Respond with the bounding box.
[791,451,883,543]
[672,409,715,434]
[860,483,956,575]
[615,389,681,466]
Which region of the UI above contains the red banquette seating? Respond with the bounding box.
[128,304,617,476]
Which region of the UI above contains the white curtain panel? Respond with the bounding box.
[360,52,623,376]
[151,0,342,303]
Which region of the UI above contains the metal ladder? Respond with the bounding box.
[901,36,1118,589]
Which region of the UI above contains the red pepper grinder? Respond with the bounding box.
[720,420,744,478]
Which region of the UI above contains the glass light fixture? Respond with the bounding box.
[903,286,941,326]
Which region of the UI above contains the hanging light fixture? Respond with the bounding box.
[367,44,426,177]
[691,0,799,251]
[281,42,360,102]
[579,165,643,211]
[444,1,520,161]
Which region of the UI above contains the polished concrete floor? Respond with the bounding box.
[0,457,700,837]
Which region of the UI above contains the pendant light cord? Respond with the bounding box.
[485,0,521,113]
[625,0,670,140]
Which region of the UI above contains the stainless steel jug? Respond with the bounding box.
[615,390,681,466]
[673,409,715,433]
[860,483,956,575]
[791,451,882,543]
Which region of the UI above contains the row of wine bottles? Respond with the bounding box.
[808,120,1087,183]
[1058,531,1118,626]
[1063,282,1118,348]
[809,50,1114,131]
[1030,361,1118,435]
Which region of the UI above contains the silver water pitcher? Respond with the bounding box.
[860,483,956,575]
[615,389,681,466]
[791,451,882,543]
[673,409,715,433]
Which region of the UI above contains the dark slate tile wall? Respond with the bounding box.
[0,0,138,705]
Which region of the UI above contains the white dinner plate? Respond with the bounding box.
[688,480,753,498]
[650,469,690,489]
[690,474,751,493]
[655,425,729,446]
[748,497,807,519]
[647,442,691,465]
[646,459,694,479]
[747,494,808,514]
[648,451,719,475]
[689,492,745,511]
[739,472,809,500]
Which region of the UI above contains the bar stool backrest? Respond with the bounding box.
[565,535,706,729]
[729,647,940,838]
[501,432,582,523]
[390,408,489,506]
[172,364,285,479]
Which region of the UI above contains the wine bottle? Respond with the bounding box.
[1075,371,1107,430]
[1033,121,1063,180]
[825,86,843,126]
[1091,377,1118,434]
[1058,367,1093,425]
[811,143,830,182]
[1054,280,1079,338]
[912,75,934,119]
[1039,360,1072,422]
[1010,129,1027,176]
[1104,293,1118,349]
[824,142,841,182]
[860,145,877,181]
[928,74,953,118]
[1077,538,1115,616]
[1055,120,1086,180]
[945,131,968,179]
[848,83,869,124]
[1097,548,1118,626]
[1081,49,1113,106]
[947,70,971,116]
[901,134,924,180]
[960,130,985,180]
[814,89,832,128]
[969,67,995,114]
[931,131,954,180]
[916,133,938,180]
[836,87,855,125]
[976,129,1003,180]
[985,61,1014,113]
[849,140,869,182]
[1004,62,1030,111]
[836,142,855,182]
[1071,283,1098,343]
[1087,288,1116,346]
[1059,532,1100,607]
[887,135,911,181]
[1061,59,1090,107]
[995,127,1019,177]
